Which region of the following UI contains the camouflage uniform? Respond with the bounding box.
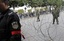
[52,6,60,24]
[36,10,40,22]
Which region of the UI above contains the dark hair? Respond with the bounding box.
[2,0,9,5]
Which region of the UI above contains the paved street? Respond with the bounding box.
[20,11,64,41]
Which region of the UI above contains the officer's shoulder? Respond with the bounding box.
[8,9,18,16]
[7,9,19,19]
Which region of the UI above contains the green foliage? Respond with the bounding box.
[21,0,29,5]
[28,0,44,7]
[28,9,32,13]
[18,9,24,14]
[9,0,63,7]
[47,0,62,6]
[40,7,46,11]
[9,1,18,6]
[56,0,62,6]
[47,0,55,5]
[62,1,64,6]
[18,0,24,6]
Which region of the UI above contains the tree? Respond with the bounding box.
[18,0,24,6]
[47,0,62,6]
[56,0,62,7]
[22,0,29,5]
[47,0,62,12]
[9,0,18,10]
[28,0,44,7]
[62,1,64,6]
[9,0,24,8]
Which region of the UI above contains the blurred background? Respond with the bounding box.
[8,0,64,41]
[9,0,64,19]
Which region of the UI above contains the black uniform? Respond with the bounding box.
[0,8,21,41]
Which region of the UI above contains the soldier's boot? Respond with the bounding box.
[37,19,40,22]
[38,18,40,21]
[53,18,55,24]
[56,18,59,24]
[37,17,40,22]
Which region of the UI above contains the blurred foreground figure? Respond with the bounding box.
[0,0,22,41]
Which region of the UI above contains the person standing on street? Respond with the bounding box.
[36,10,40,22]
[52,5,60,24]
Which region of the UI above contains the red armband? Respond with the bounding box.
[11,30,25,39]
[11,30,21,35]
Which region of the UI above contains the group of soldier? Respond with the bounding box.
[36,5,60,25]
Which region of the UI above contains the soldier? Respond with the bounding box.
[52,5,60,24]
[0,0,22,41]
[36,10,40,22]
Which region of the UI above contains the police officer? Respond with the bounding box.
[0,0,21,41]
[52,5,60,24]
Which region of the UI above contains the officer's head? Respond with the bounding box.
[0,0,9,12]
